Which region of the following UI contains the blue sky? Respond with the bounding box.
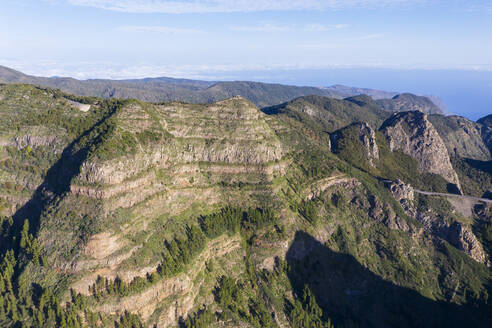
[1,0,491,79]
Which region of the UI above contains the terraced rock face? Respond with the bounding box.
[380,111,461,188]
[0,84,101,217]
[71,96,283,207]
[19,93,285,326]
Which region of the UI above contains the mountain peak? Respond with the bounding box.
[380,110,460,187]
[344,94,376,107]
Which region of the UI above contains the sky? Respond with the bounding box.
[1,0,492,118]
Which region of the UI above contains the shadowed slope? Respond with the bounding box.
[286,231,491,328]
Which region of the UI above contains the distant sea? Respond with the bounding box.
[208,69,492,121]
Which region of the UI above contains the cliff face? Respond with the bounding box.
[386,179,486,264]
[380,111,460,188]
[478,114,492,156]
[429,114,491,161]
[330,122,379,166]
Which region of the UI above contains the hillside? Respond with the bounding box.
[0,84,490,328]
[321,84,398,99]
[478,114,492,155]
[376,93,443,114]
[263,94,391,133]
[428,114,491,161]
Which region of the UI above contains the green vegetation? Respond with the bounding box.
[0,83,490,328]
[264,94,390,133]
[429,114,491,161]
[451,157,492,198]
[288,285,333,328]
[377,93,442,114]
[331,126,451,192]
[0,217,92,327]
[87,207,277,301]
[115,311,143,328]
[180,307,215,328]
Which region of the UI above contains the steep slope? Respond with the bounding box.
[478,114,492,155]
[328,121,453,193]
[478,114,492,127]
[376,93,443,114]
[330,122,380,167]
[429,114,491,161]
[380,111,461,188]
[0,84,490,328]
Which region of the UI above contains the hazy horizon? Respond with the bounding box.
[2,63,491,121]
[1,0,491,119]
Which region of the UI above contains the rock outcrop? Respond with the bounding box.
[445,222,486,263]
[380,111,460,188]
[386,178,486,263]
[330,122,379,166]
[386,179,415,202]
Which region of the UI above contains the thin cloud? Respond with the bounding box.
[230,23,349,32]
[349,33,384,40]
[296,43,345,49]
[3,59,492,81]
[467,4,492,12]
[117,25,204,35]
[66,0,426,14]
[305,23,350,31]
[297,33,383,48]
[230,24,291,32]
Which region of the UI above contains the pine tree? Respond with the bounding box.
[19,219,29,249]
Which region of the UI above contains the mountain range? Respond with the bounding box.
[0,65,444,113]
[0,73,490,327]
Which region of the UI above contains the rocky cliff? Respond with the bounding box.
[386,179,487,263]
[380,111,461,188]
[330,122,379,166]
[478,114,492,156]
[429,114,491,161]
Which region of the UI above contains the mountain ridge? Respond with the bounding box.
[0,65,445,113]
